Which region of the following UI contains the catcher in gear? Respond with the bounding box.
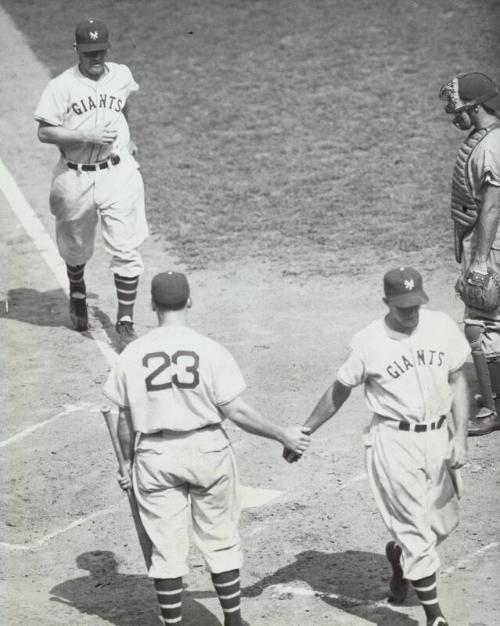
[439,72,500,435]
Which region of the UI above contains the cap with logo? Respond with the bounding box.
[151,272,190,309]
[383,267,429,307]
[75,19,111,52]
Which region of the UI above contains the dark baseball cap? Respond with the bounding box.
[383,267,429,307]
[75,19,111,52]
[151,272,190,309]
[457,72,500,111]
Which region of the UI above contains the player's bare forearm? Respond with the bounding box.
[220,395,310,454]
[304,380,352,433]
[37,121,118,148]
[117,407,135,463]
[449,368,470,439]
[471,185,500,268]
[283,380,351,463]
[448,368,470,469]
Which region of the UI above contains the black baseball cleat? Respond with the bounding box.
[69,295,88,331]
[385,541,409,603]
[115,319,137,351]
[467,409,500,436]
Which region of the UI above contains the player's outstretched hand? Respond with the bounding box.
[85,126,118,145]
[281,425,311,458]
[282,447,301,463]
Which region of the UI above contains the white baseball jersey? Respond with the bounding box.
[337,309,470,422]
[103,325,246,433]
[34,62,138,163]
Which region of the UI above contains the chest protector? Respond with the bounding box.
[452,123,500,262]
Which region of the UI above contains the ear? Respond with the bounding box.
[151,299,156,312]
[187,297,192,309]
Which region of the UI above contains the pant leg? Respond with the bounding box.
[96,159,148,277]
[133,441,190,579]
[189,429,243,574]
[365,421,458,581]
[49,162,99,265]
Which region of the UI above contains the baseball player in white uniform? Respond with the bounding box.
[34,18,148,350]
[103,271,311,626]
[284,267,470,626]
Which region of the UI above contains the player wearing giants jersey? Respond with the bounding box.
[284,267,470,626]
[34,19,148,350]
[103,271,310,626]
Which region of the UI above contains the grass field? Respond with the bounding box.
[4,0,500,274]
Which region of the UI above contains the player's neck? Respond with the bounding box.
[384,314,416,335]
[473,110,498,131]
[157,310,188,327]
[78,63,107,81]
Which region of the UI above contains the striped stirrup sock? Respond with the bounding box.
[114,274,139,321]
[66,264,86,297]
[412,574,444,623]
[154,577,183,625]
[211,569,241,626]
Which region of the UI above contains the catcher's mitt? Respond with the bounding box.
[455,269,500,311]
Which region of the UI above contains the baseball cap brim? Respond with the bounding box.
[387,291,429,307]
[76,42,111,52]
[484,92,500,111]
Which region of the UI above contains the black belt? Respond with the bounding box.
[67,155,120,171]
[398,415,446,432]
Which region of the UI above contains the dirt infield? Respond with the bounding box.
[1,2,500,625]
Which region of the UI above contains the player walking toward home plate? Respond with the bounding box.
[34,18,148,351]
[284,267,470,626]
[103,271,310,626]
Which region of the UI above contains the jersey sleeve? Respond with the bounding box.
[336,335,367,387]
[121,64,139,98]
[443,314,471,373]
[102,358,130,409]
[212,345,246,406]
[470,129,500,188]
[34,79,69,126]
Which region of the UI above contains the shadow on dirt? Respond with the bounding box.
[49,550,221,626]
[0,287,68,327]
[243,549,420,626]
[0,287,120,339]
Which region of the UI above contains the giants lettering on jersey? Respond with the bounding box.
[70,93,124,115]
[386,349,445,379]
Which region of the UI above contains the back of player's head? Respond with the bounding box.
[151,271,190,311]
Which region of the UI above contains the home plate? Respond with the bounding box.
[240,485,283,509]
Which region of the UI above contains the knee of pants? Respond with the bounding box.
[110,251,144,277]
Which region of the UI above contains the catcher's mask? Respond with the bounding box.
[439,76,475,130]
[440,72,500,130]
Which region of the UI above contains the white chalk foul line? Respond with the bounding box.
[268,583,399,615]
[0,404,101,449]
[0,158,116,366]
[268,543,500,614]
[0,503,121,551]
[441,541,499,577]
